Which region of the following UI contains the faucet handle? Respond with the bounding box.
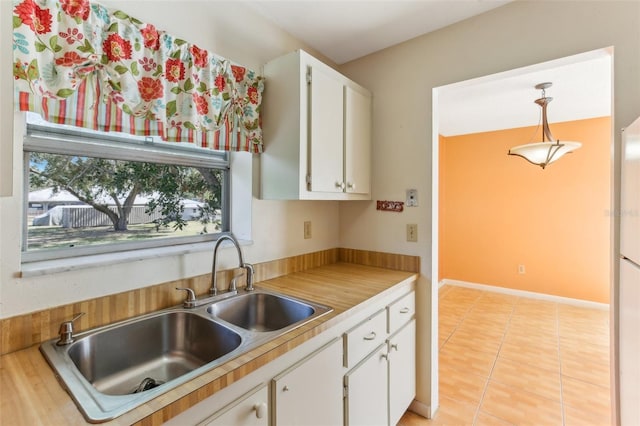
[176,287,197,308]
[228,274,241,292]
[56,312,85,346]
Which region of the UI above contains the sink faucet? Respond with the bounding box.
[211,233,254,295]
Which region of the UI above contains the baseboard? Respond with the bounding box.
[440,278,609,310]
[408,399,434,419]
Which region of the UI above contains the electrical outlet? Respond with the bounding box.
[518,264,526,274]
[407,224,418,242]
[304,221,312,239]
[406,189,418,207]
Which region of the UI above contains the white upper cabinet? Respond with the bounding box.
[344,86,371,195]
[261,50,372,200]
[308,65,345,193]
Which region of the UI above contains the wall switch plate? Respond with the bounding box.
[406,189,418,207]
[304,221,312,239]
[407,224,418,242]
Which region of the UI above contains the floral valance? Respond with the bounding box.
[12,0,264,153]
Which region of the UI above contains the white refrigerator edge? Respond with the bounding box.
[619,115,640,426]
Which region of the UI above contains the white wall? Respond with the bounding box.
[338,0,640,417]
[0,1,341,319]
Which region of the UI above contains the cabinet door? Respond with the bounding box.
[201,385,268,426]
[272,338,343,426]
[344,344,388,426]
[344,86,371,195]
[388,319,416,426]
[308,64,344,193]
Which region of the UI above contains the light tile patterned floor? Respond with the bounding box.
[399,284,611,426]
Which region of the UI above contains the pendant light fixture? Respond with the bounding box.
[508,82,581,169]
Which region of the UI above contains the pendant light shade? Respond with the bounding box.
[508,140,582,168]
[508,82,581,169]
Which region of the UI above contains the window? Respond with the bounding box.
[22,114,229,263]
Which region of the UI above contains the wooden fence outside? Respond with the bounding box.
[60,206,162,228]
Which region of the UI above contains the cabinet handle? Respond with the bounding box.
[391,343,399,351]
[363,331,376,341]
[253,402,267,419]
[335,181,345,190]
[381,353,388,360]
[399,307,410,314]
[283,385,290,392]
[347,182,355,190]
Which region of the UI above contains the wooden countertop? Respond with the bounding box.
[0,263,417,425]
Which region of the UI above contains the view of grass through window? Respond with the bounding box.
[27,152,224,251]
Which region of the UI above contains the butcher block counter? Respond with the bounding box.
[0,262,418,425]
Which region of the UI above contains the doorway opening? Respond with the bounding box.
[430,47,614,424]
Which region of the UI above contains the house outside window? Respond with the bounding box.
[22,113,229,263]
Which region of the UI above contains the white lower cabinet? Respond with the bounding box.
[343,291,416,426]
[344,344,389,426]
[271,338,344,426]
[200,384,269,426]
[388,320,416,426]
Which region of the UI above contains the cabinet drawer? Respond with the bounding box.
[387,291,415,334]
[343,309,387,368]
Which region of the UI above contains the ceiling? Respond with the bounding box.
[242,1,612,135]
[243,1,513,65]
[438,49,612,136]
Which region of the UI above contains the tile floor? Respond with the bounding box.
[399,284,611,426]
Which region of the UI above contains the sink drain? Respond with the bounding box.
[132,377,164,393]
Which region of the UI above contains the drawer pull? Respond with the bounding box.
[399,307,410,314]
[363,331,377,341]
[253,402,267,419]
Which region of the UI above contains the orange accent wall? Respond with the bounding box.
[439,116,611,303]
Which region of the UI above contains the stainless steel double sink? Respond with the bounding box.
[40,288,332,423]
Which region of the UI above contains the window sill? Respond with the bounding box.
[20,239,253,278]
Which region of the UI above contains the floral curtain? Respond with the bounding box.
[12,0,265,153]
